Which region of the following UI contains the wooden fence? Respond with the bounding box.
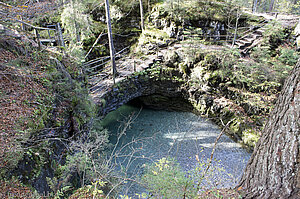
[14,19,65,49]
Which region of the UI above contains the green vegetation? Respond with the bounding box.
[0,26,99,198]
[141,156,238,198]
[48,123,111,198]
[142,158,197,198]
[154,0,238,24]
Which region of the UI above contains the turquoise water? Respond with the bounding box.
[102,104,251,197]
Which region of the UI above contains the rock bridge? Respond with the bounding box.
[88,42,218,118]
[90,63,190,118]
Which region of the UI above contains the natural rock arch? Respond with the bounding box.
[95,74,189,118]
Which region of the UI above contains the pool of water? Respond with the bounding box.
[101,104,251,197]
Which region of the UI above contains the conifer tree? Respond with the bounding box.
[61,0,92,59]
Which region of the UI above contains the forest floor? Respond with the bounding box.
[0,1,59,197]
[0,32,47,199]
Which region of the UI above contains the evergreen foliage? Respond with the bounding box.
[61,0,93,60]
[142,156,235,198]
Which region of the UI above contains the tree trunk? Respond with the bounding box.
[296,19,300,51]
[269,0,276,12]
[70,0,80,42]
[139,0,145,31]
[148,0,151,13]
[232,11,240,48]
[104,0,117,84]
[34,29,41,50]
[252,0,259,12]
[257,0,262,12]
[57,23,65,48]
[238,59,300,198]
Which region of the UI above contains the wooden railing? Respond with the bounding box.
[13,19,65,49]
[0,2,65,50]
[84,46,130,75]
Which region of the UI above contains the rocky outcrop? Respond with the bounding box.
[91,44,267,150]
[148,4,227,42]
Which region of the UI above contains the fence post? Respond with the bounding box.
[57,23,65,48]
[232,11,241,48]
[35,28,41,50]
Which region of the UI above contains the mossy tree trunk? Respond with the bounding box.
[238,59,300,198]
[70,0,80,42]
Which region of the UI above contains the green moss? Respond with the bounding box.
[164,0,231,23]
[137,27,170,48]
[242,129,260,148]
[179,63,188,75]
[193,102,207,114]
[229,119,240,134]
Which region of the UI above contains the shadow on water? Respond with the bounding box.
[101,104,251,197]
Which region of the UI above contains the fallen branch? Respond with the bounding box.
[206,119,234,173]
[85,32,104,59]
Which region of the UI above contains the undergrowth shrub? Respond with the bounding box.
[141,156,235,198]
[50,120,111,198]
[142,157,197,199]
[193,46,296,94]
[263,21,287,52]
[277,47,299,66]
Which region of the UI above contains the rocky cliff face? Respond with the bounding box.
[92,0,298,155]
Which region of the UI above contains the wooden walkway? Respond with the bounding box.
[234,19,268,55]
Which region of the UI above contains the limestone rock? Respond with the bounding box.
[0,24,5,34]
[164,22,176,38]
[295,19,300,50]
[165,51,179,67]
